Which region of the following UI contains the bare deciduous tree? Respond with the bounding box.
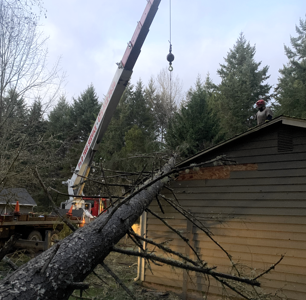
[0,0,61,124]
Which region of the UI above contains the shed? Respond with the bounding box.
[0,188,37,214]
[140,116,306,300]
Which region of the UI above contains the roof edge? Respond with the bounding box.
[177,115,306,167]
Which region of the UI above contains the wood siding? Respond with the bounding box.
[143,124,306,300]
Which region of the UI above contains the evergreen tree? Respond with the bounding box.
[145,78,168,144]
[27,99,47,138]
[97,84,134,164]
[274,17,306,118]
[1,89,28,134]
[125,80,155,136]
[216,33,271,139]
[2,89,27,120]
[97,81,158,172]
[166,77,216,157]
[71,84,100,141]
[48,96,74,141]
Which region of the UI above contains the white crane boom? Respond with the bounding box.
[64,0,162,209]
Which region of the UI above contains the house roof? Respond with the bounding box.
[0,188,37,206]
[178,115,306,167]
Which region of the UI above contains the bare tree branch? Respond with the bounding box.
[112,247,260,287]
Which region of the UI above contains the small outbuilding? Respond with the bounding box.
[0,188,37,214]
[138,116,306,300]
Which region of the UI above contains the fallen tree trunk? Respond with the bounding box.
[0,157,176,300]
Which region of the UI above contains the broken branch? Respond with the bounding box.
[112,247,260,287]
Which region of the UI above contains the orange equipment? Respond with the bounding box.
[79,217,85,228]
[66,206,73,217]
[14,201,20,216]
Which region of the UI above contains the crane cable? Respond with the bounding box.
[166,0,174,72]
[166,0,175,113]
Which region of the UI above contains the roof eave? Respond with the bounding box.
[177,116,306,167]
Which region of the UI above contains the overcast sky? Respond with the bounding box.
[42,0,305,105]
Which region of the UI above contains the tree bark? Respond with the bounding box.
[0,157,176,300]
[0,234,20,262]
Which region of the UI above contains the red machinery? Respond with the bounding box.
[83,198,107,217]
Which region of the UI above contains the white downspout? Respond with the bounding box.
[134,211,147,281]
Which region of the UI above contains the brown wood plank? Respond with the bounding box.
[148,224,306,241]
[230,168,306,178]
[147,239,306,261]
[162,184,306,193]
[225,143,306,158]
[147,210,306,225]
[165,194,306,202]
[258,160,306,170]
[149,205,306,216]
[146,231,306,251]
[144,271,306,299]
[228,139,277,151]
[147,217,306,233]
[173,176,306,187]
[145,266,306,291]
[231,152,306,164]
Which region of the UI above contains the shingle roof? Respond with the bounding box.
[0,188,37,206]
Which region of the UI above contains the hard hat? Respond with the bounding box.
[256,99,265,107]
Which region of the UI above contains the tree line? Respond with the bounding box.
[1,0,306,209]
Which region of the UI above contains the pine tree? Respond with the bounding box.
[216,33,271,139]
[71,84,100,141]
[274,17,306,118]
[144,79,163,141]
[166,77,216,157]
[48,96,74,141]
[27,99,47,138]
[97,81,158,172]
[125,80,155,135]
[1,89,28,134]
[97,84,134,164]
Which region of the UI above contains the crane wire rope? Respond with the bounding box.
[169,0,172,109]
[166,0,175,115]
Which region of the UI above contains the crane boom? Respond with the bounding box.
[65,0,162,208]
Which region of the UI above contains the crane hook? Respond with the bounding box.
[167,43,175,72]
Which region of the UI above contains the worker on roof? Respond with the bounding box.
[255,99,273,125]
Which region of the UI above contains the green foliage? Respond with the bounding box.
[144,79,163,141]
[215,33,272,139]
[48,96,74,141]
[124,80,156,136]
[97,81,159,172]
[71,84,100,141]
[274,17,306,118]
[124,125,146,154]
[27,99,47,138]
[2,89,28,125]
[166,76,217,157]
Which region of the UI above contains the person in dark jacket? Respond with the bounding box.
[255,99,273,125]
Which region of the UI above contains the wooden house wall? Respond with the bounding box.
[143,124,306,299]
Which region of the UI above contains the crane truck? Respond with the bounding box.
[61,0,162,217]
[0,1,162,250]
